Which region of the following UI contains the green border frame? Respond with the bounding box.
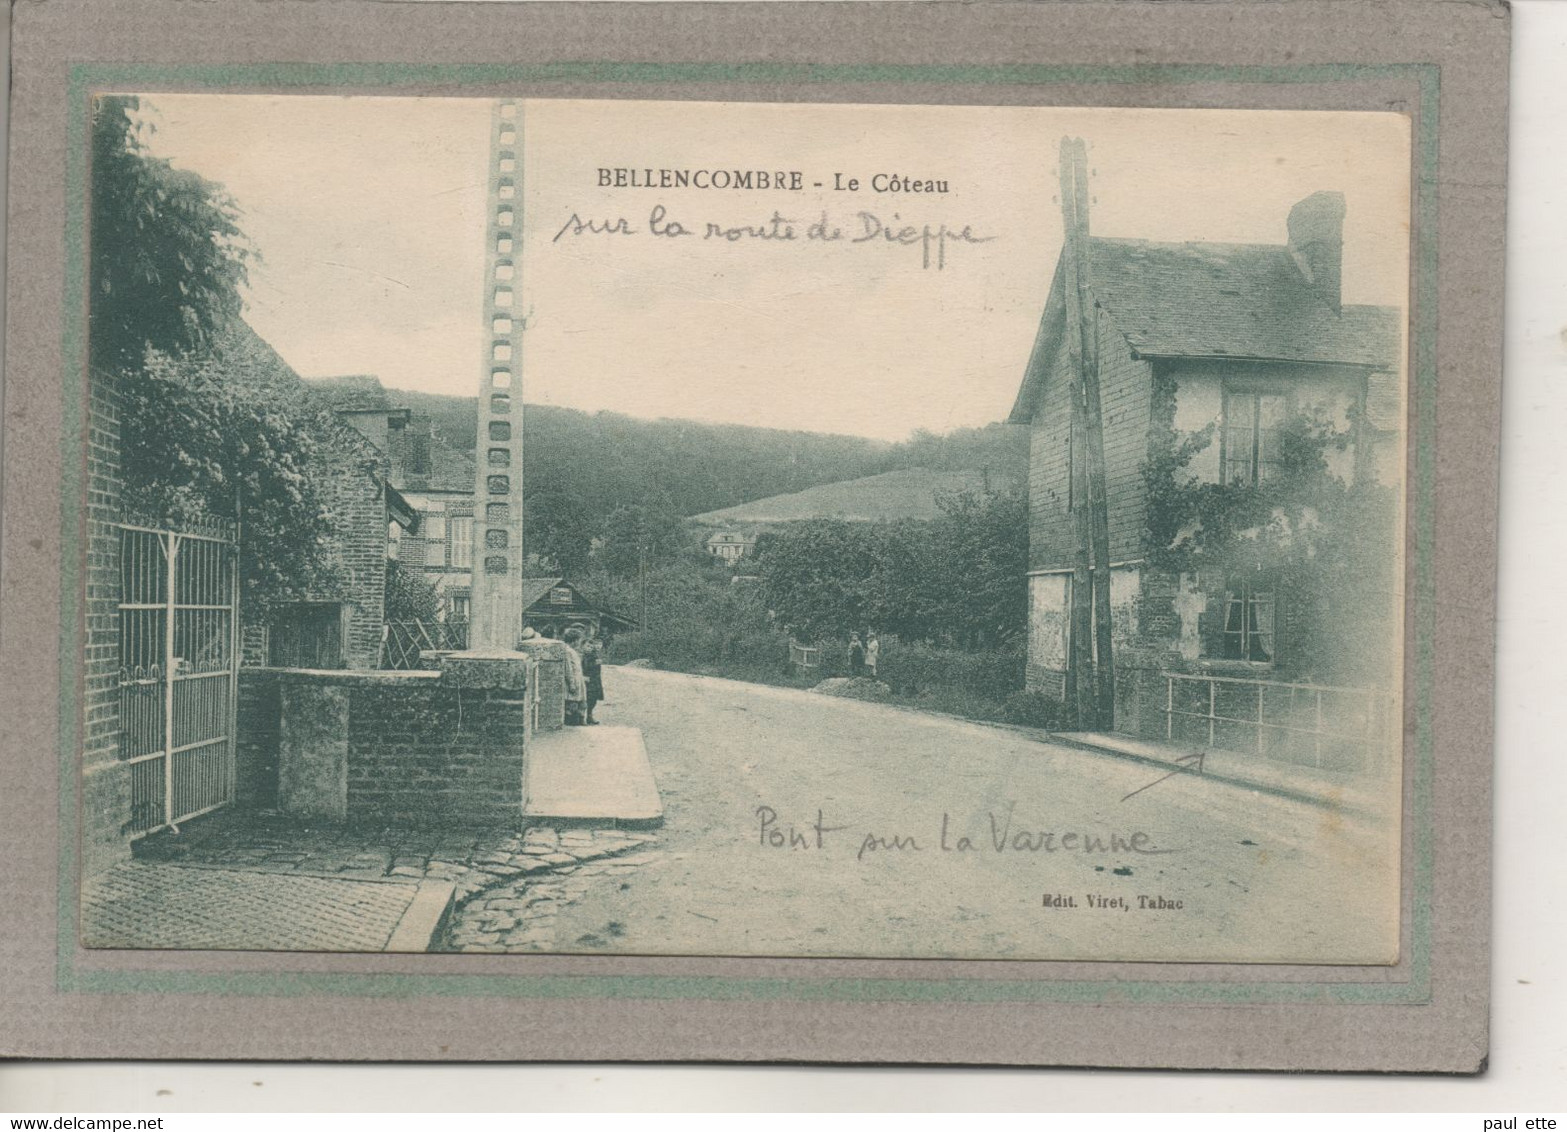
[57,60,1439,1007]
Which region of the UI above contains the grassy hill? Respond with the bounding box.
[689,467,998,525]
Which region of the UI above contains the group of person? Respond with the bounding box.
[848,630,881,679]
[517,623,605,726]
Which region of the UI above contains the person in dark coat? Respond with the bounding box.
[849,632,865,677]
[569,626,605,725]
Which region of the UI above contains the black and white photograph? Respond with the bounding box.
[75,94,1410,966]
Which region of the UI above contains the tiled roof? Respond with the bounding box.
[1011,237,1403,423]
[1089,238,1401,368]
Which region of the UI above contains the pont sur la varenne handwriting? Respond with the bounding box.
[754,805,1188,913]
[755,805,1178,861]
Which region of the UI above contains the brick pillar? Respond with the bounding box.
[469,99,526,649]
[81,366,128,874]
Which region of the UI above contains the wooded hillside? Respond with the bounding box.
[390,387,1027,519]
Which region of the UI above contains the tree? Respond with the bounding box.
[523,487,595,576]
[923,487,1029,648]
[755,489,1029,648]
[119,337,347,609]
[595,502,684,576]
[89,96,252,374]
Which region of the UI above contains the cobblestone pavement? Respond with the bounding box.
[439,826,664,953]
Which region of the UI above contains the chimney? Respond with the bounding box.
[1286,191,1346,311]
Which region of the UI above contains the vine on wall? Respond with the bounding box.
[1140,372,1398,685]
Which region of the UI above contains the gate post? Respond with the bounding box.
[163,532,180,829]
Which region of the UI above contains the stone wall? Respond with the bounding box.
[236,669,282,811]
[515,638,571,731]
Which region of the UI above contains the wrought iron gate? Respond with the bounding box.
[117,519,239,835]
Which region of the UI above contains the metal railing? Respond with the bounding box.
[117,519,239,835]
[1162,670,1391,770]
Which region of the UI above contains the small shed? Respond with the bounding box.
[519,577,638,639]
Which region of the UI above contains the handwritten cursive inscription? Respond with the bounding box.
[754,803,1177,862]
[553,205,993,269]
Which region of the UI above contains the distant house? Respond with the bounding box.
[520,577,638,639]
[309,375,478,623]
[704,531,757,562]
[1008,192,1402,756]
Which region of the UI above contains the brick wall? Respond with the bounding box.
[1024,308,1153,704]
[236,667,531,826]
[310,435,391,669]
[81,367,128,875]
[1028,308,1152,573]
[240,623,269,669]
[347,683,527,824]
[1097,310,1153,565]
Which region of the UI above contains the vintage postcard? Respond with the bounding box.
[74,95,1410,967]
[1,0,1503,1072]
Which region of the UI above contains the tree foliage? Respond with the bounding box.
[594,501,685,575]
[89,96,252,374]
[385,558,441,623]
[755,487,1028,648]
[523,487,596,576]
[120,343,348,608]
[383,387,1028,522]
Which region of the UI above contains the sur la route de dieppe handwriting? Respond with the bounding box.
[554,166,992,270]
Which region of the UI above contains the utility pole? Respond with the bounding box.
[1059,136,1115,730]
[639,541,648,632]
[1059,139,1096,730]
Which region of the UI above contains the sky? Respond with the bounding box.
[136,95,1411,441]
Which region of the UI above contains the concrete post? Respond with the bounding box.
[469,99,527,649]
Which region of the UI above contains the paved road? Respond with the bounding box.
[547,666,1400,964]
